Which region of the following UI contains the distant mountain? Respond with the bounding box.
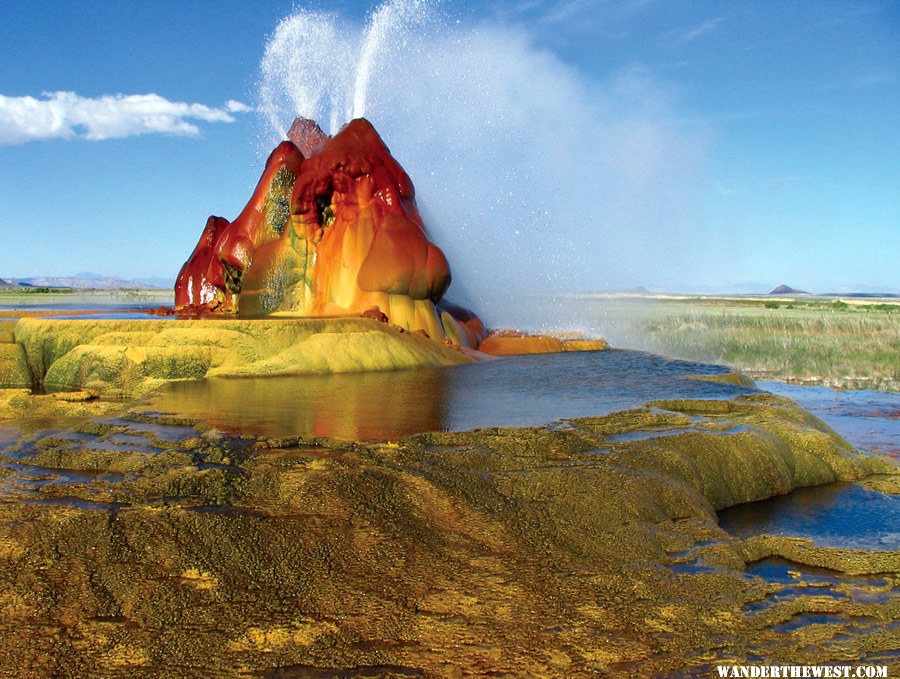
[4,275,170,290]
[0,278,16,289]
[769,284,808,295]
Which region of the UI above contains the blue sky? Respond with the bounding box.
[0,0,897,293]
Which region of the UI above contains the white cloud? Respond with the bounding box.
[225,99,253,113]
[0,91,250,145]
[674,16,725,43]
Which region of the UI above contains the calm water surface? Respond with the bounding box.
[146,350,756,440]
[718,482,899,551]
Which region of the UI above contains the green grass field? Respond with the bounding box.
[0,288,172,309]
[632,297,899,391]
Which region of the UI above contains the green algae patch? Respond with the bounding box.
[624,395,871,509]
[561,393,880,511]
[0,343,31,389]
[0,323,16,343]
[14,317,472,396]
[688,371,757,388]
[862,474,900,495]
[0,389,125,422]
[0,320,31,388]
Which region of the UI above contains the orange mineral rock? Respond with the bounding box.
[175,117,485,348]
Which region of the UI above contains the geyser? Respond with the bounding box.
[175,116,485,348]
[254,0,708,337]
[258,0,433,138]
[177,0,495,347]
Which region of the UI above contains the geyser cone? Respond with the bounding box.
[175,117,485,348]
[286,116,330,157]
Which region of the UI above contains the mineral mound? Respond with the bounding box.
[175,118,485,348]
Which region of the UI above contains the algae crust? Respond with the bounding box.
[14,317,472,396]
[0,321,30,389]
[0,388,895,677]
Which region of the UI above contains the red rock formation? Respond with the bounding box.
[286,117,329,157]
[175,118,484,347]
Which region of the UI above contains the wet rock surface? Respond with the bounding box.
[0,389,896,677]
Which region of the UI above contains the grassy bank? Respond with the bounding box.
[631,297,899,391]
[0,288,172,309]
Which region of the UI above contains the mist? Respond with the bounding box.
[258,1,711,331]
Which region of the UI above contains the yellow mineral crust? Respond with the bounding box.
[13,317,472,397]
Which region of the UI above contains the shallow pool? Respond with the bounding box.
[718,482,900,551]
[146,349,756,440]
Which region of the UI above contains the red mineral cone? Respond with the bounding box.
[174,117,485,348]
[286,117,329,157]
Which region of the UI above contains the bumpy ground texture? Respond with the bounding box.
[10,317,473,397]
[0,382,896,677]
[7,317,608,398]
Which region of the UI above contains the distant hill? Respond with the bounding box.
[3,275,170,290]
[769,284,808,295]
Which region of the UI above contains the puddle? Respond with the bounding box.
[666,540,719,560]
[94,416,200,443]
[743,585,848,614]
[105,432,157,446]
[718,482,899,551]
[58,439,163,455]
[8,429,163,458]
[744,558,889,587]
[1,462,126,487]
[669,558,720,575]
[773,613,851,633]
[840,586,895,605]
[741,557,895,615]
[0,424,19,452]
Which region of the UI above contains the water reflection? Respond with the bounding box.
[153,368,452,440]
[146,350,755,440]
